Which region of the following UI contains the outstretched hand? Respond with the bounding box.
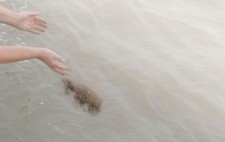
[12,12,69,75]
[12,11,47,34]
[38,48,71,76]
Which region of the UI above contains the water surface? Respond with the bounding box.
[0,0,225,142]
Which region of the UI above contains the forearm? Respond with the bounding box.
[0,46,41,63]
[0,5,16,26]
[0,45,69,75]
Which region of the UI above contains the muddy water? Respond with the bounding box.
[0,0,225,142]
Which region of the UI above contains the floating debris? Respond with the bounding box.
[62,78,103,115]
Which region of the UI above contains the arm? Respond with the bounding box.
[0,5,47,34]
[0,46,70,75]
[0,45,40,63]
[0,5,69,75]
[0,5,15,25]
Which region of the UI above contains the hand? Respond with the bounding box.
[38,48,71,75]
[12,11,47,34]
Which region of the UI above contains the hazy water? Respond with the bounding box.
[1,0,225,141]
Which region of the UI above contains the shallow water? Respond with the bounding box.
[1,0,225,141]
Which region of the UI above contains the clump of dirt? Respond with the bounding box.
[62,79,103,115]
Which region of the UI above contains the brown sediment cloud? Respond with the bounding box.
[62,78,103,115]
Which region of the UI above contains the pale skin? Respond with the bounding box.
[0,5,70,75]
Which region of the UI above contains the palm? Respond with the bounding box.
[39,49,70,75]
[14,11,47,34]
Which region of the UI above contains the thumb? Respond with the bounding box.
[28,12,39,17]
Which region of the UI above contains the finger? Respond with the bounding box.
[28,12,39,17]
[33,26,45,32]
[53,62,67,70]
[38,22,47,28]
[36,16,47,24]
[53,68,70,76]
[27,29,40,35]
[52,53,66,63]
[61,67,72,72]
[52,68,64,75]
[54,62,71,71]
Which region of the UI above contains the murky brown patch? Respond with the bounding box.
[62,78,103,115]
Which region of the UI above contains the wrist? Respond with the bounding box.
[36,48,50,61]
[36,48,45,60]
[8,11,18,27]
[0,9,17,26]
[0,5,18,26]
